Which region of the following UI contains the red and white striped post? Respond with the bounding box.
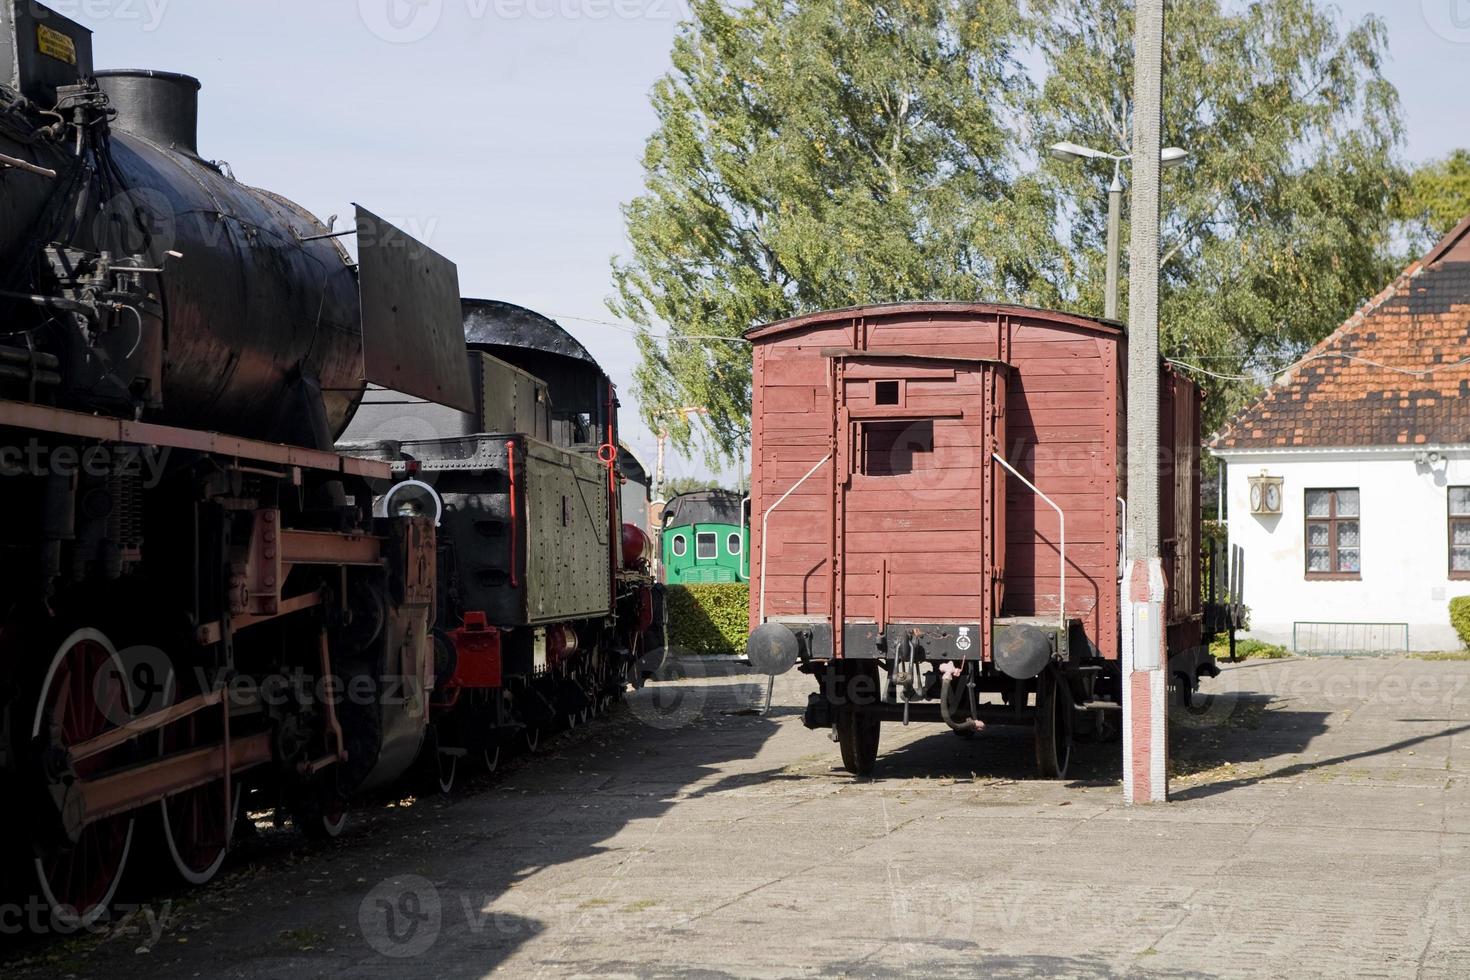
[1122,0,1169,804]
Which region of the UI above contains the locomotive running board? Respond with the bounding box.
[0,398,392,478]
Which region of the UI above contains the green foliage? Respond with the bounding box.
[665,583,750,654]
[1210,636,1290,661]
[661,476,736,498]
[1030,0,1403,437]
[1394,150,1470,257]
[612,0,1055,463]
[615,0,1408,459]
[1451,596,1470,651]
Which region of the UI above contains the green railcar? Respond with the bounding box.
[660,490,749,584]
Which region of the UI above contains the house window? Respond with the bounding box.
[672,534,687,558]
[1305,489,1361,579]
[727,532,743,556]
[696,532,718,560]
[1451,488,1470,579]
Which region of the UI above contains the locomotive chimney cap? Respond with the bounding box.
[95,69,202,155]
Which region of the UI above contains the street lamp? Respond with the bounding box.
[1050,141,1190,320]
[654,406,710,500]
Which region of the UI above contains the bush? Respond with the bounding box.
[665,584,750,655]
[1209,636,1290,661]
[1452,596,1470,650]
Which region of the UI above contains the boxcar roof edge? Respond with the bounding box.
[744,301,1125,342]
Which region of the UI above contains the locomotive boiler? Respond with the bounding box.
[0,2,471,927]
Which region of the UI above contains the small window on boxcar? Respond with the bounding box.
[696,532,718,560]
[874,380,900,406]
[672,534,688,557]
[727,532,743,556]
[861,420,934,476]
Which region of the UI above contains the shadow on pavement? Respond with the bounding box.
[2,675,781,980]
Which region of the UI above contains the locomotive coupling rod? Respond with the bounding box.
[0,152,57,178]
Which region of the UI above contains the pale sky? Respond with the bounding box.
[81,0,1464,485]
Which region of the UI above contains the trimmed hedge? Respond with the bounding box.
[666,583,749,655]
[1452,596,1470,650]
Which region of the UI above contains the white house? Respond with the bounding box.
[1211,217,1470,653]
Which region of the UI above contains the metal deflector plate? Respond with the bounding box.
[357,204,475,414]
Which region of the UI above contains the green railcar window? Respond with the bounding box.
[696,532,717,560]
[672,534,687,557]
[727,532,742,556]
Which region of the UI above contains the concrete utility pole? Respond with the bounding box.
[1123,0,1169,804]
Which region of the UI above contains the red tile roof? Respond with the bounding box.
[1213,215,1470,450]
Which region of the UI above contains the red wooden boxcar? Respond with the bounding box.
[744,302,1215,776]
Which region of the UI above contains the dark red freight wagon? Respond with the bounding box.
[744,302,1215,777]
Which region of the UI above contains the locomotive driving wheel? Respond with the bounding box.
[158,692,238,886]
[434,748,459,795]
[1034,667,1074,779]
[295,797,349,841]
[29,628,138,927]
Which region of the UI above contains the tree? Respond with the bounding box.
[1030,0,1404,435]
[610,0,1058,462]
[1394,150,1470,257]
[614,0,1408,455]
[660,476,734,498]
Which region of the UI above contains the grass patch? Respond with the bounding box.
[1409,651,1470,662]
[621,900,660,913]
[1210,637,1291,661]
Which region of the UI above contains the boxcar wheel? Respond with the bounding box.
[836,708,881,777]
[1034,668,1074,780]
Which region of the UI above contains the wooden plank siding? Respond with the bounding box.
[748,303,1199,665]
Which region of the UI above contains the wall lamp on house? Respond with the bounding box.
[1414,451,1449,481]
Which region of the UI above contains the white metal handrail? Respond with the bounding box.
[757,455,832,624]
[1117,496,1127,582]
[737,495,751,582]
[993,453,1067,650]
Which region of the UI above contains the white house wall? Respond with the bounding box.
[1219,449,1470,652]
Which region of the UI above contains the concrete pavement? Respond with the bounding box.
[5,655,1469,979]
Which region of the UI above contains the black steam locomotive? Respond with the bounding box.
[0,2,656,928]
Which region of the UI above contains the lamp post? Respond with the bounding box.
[1050,141,1189,321]
[654,406,710,500]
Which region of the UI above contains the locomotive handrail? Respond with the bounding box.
[757,455,832,624]
[993,452,1068,654]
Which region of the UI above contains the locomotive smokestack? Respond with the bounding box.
[95,69,201,155]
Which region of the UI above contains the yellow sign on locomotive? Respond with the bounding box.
[36,23,77,66]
